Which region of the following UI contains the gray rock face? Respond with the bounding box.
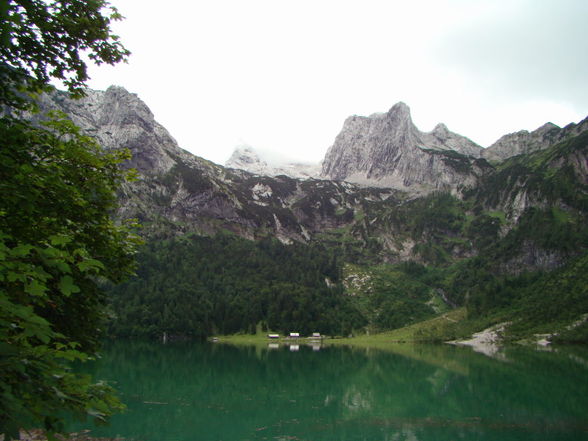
[30,87,397,243]
[225,145,321,179]
[483,117,588,161]
[34,86,194,175]
[321,102,485,193]
[321,102,588,193]
[422,122,484,157]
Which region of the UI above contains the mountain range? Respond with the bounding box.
[226,100,588,195]
[31,86,588,343]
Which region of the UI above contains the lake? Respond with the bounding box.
[71,340,588,441]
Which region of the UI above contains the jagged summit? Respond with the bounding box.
[321,102,484,193]
[388,101,411,117]
[538,122,559,132]
[483,117,588,161]
[33,85,192,175]
[321,101,588,192]
[432,123,449,133]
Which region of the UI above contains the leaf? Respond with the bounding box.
[32,267,52,282]
[0,342,19,356]
[49,234,73,246]
[58,275,80,297]
[25,279,48,296]
[7,271,25,283]
[56,349,85,362]
[54,261,72,274]
[78,258,105,273]
[0,0,134,432]
[11,244,34,257]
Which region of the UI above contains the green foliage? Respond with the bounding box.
[465,213,502,250]
[443,202,587,311]
[436,251,588,343]
[162,160,213,194]
[466,131,588,213]
[396,192,466,240]
[0,114,140,437]
[499,253,588,340]
[107,234,365,339]
[446,204,586,312]
[342,261,445,333]
[367,254,588,344]
[368,267,436,330]
[390,308,475,343]
[372,192,473,265]
[0,0,129,108]
[0,2,135,435]
[498,207,587,256]
[553,320,588,344]
[350,139,588,339]
[435,133,588,321]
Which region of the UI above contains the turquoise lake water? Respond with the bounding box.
[71,340,588,441]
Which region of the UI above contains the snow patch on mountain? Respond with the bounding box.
[225,145,321,179]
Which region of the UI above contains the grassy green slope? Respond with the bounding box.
[337,132,588,343]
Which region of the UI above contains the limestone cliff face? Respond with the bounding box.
[421,123,484,156]
[483,117,588,162]
[321,102,486,193]
[35,86,193,175]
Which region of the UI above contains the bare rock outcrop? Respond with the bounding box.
[483,117,588,161]
[320,102,486,193]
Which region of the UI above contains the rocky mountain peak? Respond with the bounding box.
[387,101,411,119]
[321,103,485,193]
[225,145,321,179]
[483,118,588,161]
[385,102,419,140]
[432,123,449,135]
[227,145,263,165]
[536,122,559,134]
[226,145,269,174]
[35,86,193,175]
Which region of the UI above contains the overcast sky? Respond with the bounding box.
[86,0,588,165]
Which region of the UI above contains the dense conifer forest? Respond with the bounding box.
[107,234,365,338]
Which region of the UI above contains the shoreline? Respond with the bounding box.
[4,429,124,441]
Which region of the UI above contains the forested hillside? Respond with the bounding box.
[107,234,365,338]
[105,130,588,343]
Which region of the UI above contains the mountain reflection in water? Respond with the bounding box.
[70,341,588,441]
